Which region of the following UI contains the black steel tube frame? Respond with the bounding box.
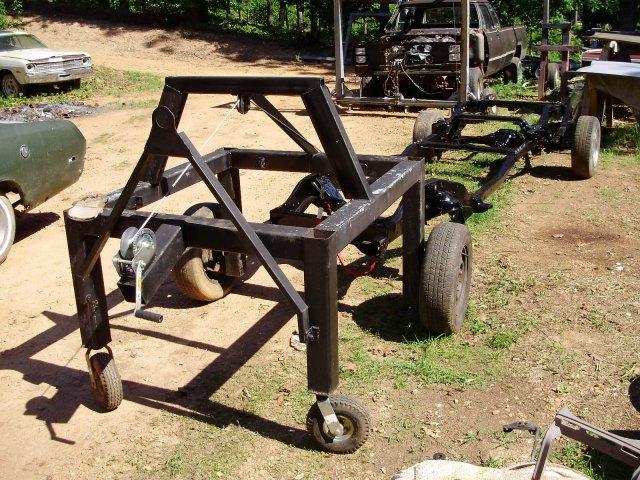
[65,76,425,400]
[402,98,573,209]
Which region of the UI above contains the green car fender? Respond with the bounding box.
[0,119,86,210]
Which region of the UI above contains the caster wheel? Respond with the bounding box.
[419,222,472,335]
[89,352,123,411]
[306,395,372,454]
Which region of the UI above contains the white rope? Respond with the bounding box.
[134,99,240,237]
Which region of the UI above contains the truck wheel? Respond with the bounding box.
[0,72,24,97]
[503,58,522,84]
[413,109,445,162]
[544,63,561,91]
[173,203,239,302]
[571,116,601,179]
[419,222,472,335]
[468,67,483,100]
[0,195,16,265]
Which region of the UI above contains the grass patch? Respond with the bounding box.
[491,81,537,100]
[601,122,640,166]
[486,331,518,350]
[552,440,634,480]
[0,65,163,108]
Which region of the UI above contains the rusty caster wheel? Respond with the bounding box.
[306,395,372,454]
[86,347,123,411]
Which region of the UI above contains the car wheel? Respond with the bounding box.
[468,67,483,101]
[1,72,24,97]
[0,195,16,265]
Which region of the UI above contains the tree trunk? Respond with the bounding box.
[266,0,274,28]
[296,0,303,32]
[618,0,638,30]
[279,0,288,28]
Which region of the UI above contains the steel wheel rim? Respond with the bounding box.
[0,200,10,255]
[322,414,356,442]
[2,75,20,96]
[592,131,600,168]
[455,246,470,319]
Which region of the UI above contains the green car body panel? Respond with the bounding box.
[0,120,85,209]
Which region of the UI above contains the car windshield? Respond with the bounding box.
[0,34,46,51]
[386,4,479,31]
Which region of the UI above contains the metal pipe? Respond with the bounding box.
[334,0,345,98]
[459,0,470,101]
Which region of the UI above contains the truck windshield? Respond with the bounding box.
[386,4,479,31]
[0,34,46,51]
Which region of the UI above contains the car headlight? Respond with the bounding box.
[449,53,461,62]
[355,47,366,55]
[449,44,461,53]
[82,56,92,65]
[356,55,367,64]
[25,63,35,71]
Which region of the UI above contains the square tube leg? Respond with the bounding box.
[303,235,339,395]
[64,215,110,350]
[402,176,425,304]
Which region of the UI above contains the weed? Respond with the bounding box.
[486,331,518,350]
[480,457,504,468]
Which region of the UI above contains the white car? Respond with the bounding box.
[0,30,93,97]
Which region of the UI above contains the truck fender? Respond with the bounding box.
[472,32,485,65]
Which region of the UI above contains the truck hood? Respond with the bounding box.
[0,48,89,61]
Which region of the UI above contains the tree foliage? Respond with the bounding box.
[6,0,639,43]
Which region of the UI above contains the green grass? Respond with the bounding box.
[552,440,634,480]
[601,122,640,165]
[491,81,537,100]
[0,65,163,108]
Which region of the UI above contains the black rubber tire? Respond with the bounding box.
[306,395,372,454]
[419,222,472,335]
[571,115,601,179]
[0,195,16,265]
[544,62,561,91]
[468,66,483,100]
[89,352,123,411]
[503,58,522,84]
[173,203,238,302]
[0,72,24,97]
[413,109,445,142]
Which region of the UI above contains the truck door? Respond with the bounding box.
[477,2,505,75]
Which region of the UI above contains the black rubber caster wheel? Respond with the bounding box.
[306,395,372,454]
[89,352,123,411]
[419,222,472,335]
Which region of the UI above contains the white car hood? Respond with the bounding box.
[0,48,88,61]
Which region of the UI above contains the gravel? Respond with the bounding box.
[0,101,99,122]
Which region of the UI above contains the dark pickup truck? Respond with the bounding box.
[354,0,527,100]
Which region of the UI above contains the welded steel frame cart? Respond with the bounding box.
[64,76,426,454]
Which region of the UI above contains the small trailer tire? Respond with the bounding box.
[89,352,123,411]
[306,395,372,454]
[419,222,472,335]
[0,195,16,265]
[173,203,238,302]
[571,115,601,179]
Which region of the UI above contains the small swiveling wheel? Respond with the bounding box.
[172,203,239,302]
[306,395,372,454]
[571,115,601,179]
[419,222,472,335]
[88,350,123,411]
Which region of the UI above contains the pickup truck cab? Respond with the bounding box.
[354,0,527,99]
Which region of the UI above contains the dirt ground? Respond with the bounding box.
[0,14,638,480]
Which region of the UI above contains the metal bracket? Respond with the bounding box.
[503,421,541,461]
[316,396,344,438]
[531,406,640,480]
